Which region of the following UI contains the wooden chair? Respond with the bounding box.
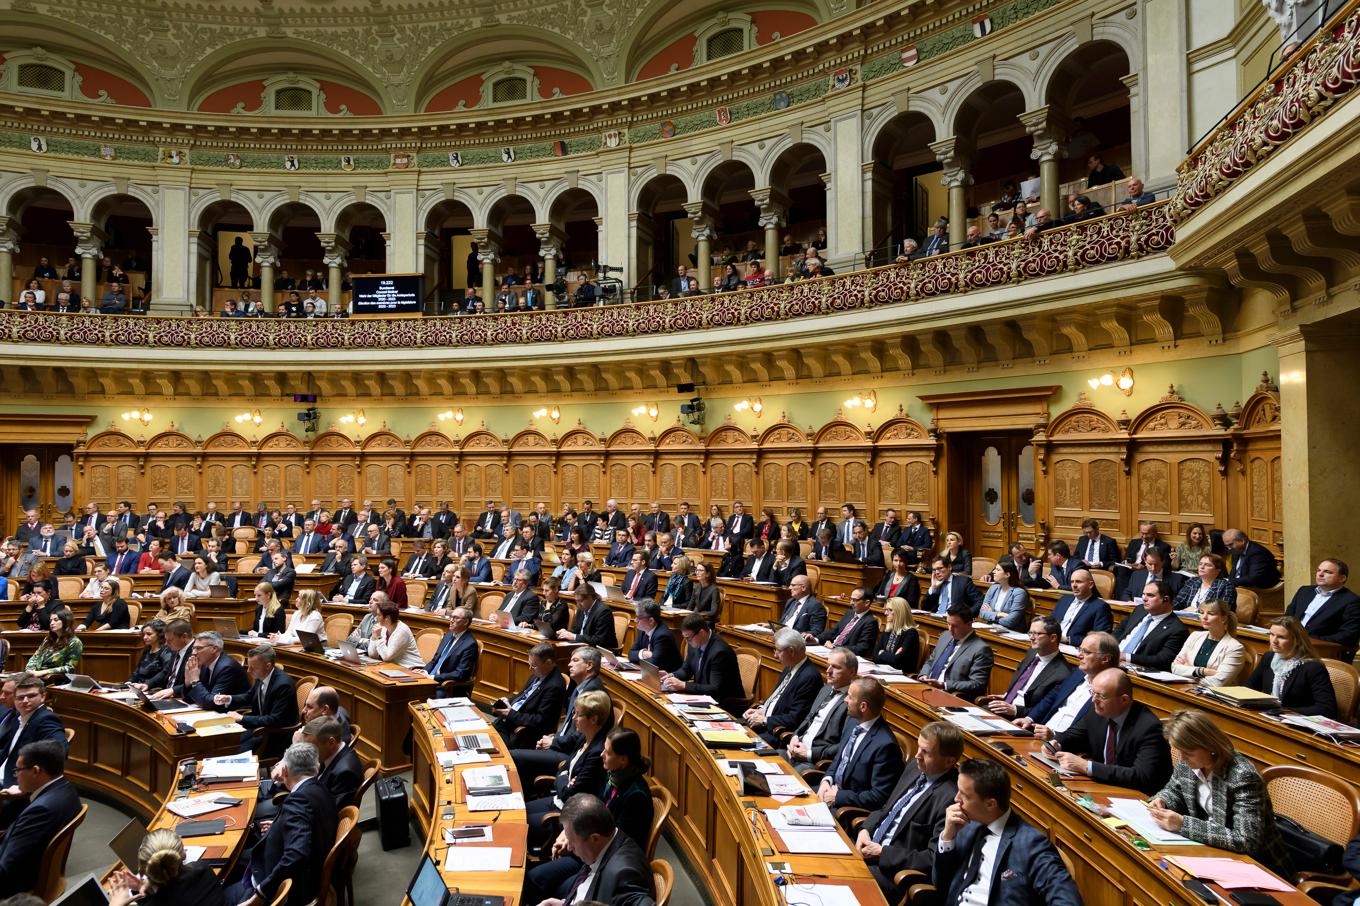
[233,526,258,544]
[31,802,87,901]
[804,563,820,594]
[323,612,354,644]
[1088,569,1116,600]
[798,540,813,559]
[405,580,428,611]
[970,557,997,583]
[414,627,444,663]
[348,723,362,742]
[477,592,504,620]
[612,701,627,728]
[125,602,141,626]
[352,755,382,809]
[1235,645,1258,685]
[490,561,506,583]
[388,539,403,560]
[57,576,84,600]
[117,576,134,598]
[1255,581,1286,621]
[1323,657,1360,724]
[313,804,361,906]
[63,727,74,745]
[646,786,675,860]
[266,878,292,906]
[613,612,630,649]
[237,554,263,574]
[733,647,760,711]
[600,572,617,587]
[1262,764,1360,886]
[652,858,674,906]
[913,626,931,672]
[1234,586,1260,626]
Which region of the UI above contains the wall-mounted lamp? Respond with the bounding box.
[845,390,877,411]
[533,406,561,424]
[437,409,465,425]
[121,409,153,426]
[733,397,764,417]
[234,410,263,426]
[339,410,367,426]
[631,403,660,421]
[1088,368,1135,396]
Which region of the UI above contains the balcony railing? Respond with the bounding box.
[0,203,1174,352]
[1170,0,1360,222]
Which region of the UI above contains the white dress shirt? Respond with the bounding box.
[938,810,1012,906]
[1046,676,1094,733]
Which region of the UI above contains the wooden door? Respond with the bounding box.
[0,444,75,528]
[961,433,1038,562]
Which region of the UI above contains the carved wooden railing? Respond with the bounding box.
[0,203,1173,351]
[1169,0,1360,221]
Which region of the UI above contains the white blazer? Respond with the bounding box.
[1170,630,1247,687]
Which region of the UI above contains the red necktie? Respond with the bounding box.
[1103,720,1117,763]
[628,572,641,597]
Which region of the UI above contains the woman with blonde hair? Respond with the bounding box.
[1147,709,1290,876]
[54,540,85,576]
[659,554,693,609]
[944,531,972,576]
[153,585,194,624]
[1244,615,1338,717]
[107,827,225,906]
[872,596,920,672]
[1170,599,1246,686]
[248,580,286,637]
[274,588,326,645]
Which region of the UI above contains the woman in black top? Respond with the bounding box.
[1245,616,1338,718]
[691,560,721,624]
[873,596,921,672]
[107,827,226,906]
[17,583,55,631]
[128,621,175,689]
[80,578,130,631]
[54,541,87,576]
[537,578,572,633]
[249,581,287,637]
[944,531,973,577]
[717,263,742,292]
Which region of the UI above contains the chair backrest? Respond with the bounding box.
[266,878,292,906]
[477,592,504,620]
[733,647,760,700]
[1323,658,1360,724]
[405,580,428,610]
[314,804,361,906]
[914,626,931,672]
[238,554,263,574]
[233,526,258,542]
[798,540,813,559]
[612,701,627,728]
[647,786,675,860]
[353,756,381,809]
[651,858,675,906]
[490,561,506,583]
[613,612,630,649]
[1234,587,1260,626]
[414,627,444,663]
[125,602,141,626]
[971,557,997,582]
[804,563,820,594]
[57,576,84,600]
[117,576,134,598]
[63,727,74,744]
[294,675,319,715]
[1234,644,1258,686]
[1088,569,1116,600]
[389,539,403,560]
[1263,764,1360,845]
[600,571,617,586]
[323,612,354,644]
[348,723,362,742]
[32,802,88,901]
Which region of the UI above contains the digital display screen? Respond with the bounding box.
[352,274,422,314]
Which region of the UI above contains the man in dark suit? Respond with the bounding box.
[819,587,879,657]
[472,500,501,540]
[1118,546,1180,601]
[105,536,139,575]
[301,716,363,811]
[1288,558,1360,659]
[509,647,604,780]
[1042,540,1088,590]
[620,551,658,602]
[399,540,436,578]
[293,520,328,556]
[1014,632,1120,734]
[604,529,635,568]
[0,676,67,789]
[742,628,823,744]
[331,555,376,605]
[228,742,339,906]
[25,523,66,557]
[261,551,297,603]
[1224,528,1281,589]
[146,619,195,699]
[1053,667,1173,796]
[554,794,656,905]
[785,648,857,772]
[724,537,775,581]
[782,575,827,639]
[182,631,251,712]
[76,501,105,536]
[601,499,628,536]
[900,511,931,552]
[809,506,837,544]
[168,524,201,557]
[497,570,541,626]
[849,520,886,568]
[1113,580,1189,672]
[226,500,255,531]
[933,758,1081,905]
[856,721,963,899]
[816,677,904,811]
[1121,520,1172,570]
[1051,569,1112,646]
[672,501,702,544]
[490,523,521,561]
[662,614,745,712]
[628,602,681,672]
[577,500,601,538]
[218,644,300,758]
[770,540,807,587]
[0,740,82,897]
[431,502,459,538]
[644,502,671,534]
[726,501,754,549]
[492,642,567,748]
[918,605,994,701]
[1073,518,1121,569]
[319,538,352,576]
[923,556,984,617]
[557,584,618,651]
[981,616,1071,719]
[420,608,479,688]
[869,509,902,548]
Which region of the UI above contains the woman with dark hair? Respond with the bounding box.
[1174,553,1237,612]
[718,262,741,292]
[566,526,589,559]
[26,607,82,679]
[786,507,809,541]
[876,549,920,606]
[1176,523,1212,571]
[755,508,779,543]
[374,557,407,608]
[691,560,721,623]
[979,560,1030,630]
[128,620,174,688]
[1245,616,1338,717]
[79,577,130,631]
[525,724,655,902]
[537,578,571,633]
[626,514,646,546]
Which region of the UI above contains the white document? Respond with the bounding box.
[442,846,512,872]
[666,693,717,704]
[778,831,852,855]
[783,883,864,906]
[1059,643,1080,656]
[194,722,246,738]
[172,711,226,726]
[183,846,208,863]
[437,750,491,768]
[446,719,491,733]
[765,802,835,829]
[1107,798,1201,845]
[720,760,783,776]
[166,796,235,818]
[736,624,774,633]
[1133,670,1194,683]
[440,705,482,722]
[428,697,474,708]
[805,645,832,658]
[465,792,525,811]
[877,675,920,684]
[943,714,1014,735]
[766,775,811,797]
[462,766,509,788]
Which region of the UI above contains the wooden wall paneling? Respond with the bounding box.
[812,418,871,519]
[257,430,308,506]
[1230,381,1284,555]
[144,431,197,507]
[756,420,812,521]
[1035,400,1128,545]
[655,425,704,511]
[411,430,458,506]
[459,429,507,516]
[508,428,556,512]
[1127,390,1229,545]
[557,426,603,509]
[604,424,652,505]
[870,412,937,525]
[359,430,407,505]
[705,422,757,514]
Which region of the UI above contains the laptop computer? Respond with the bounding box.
[50,874,109,906]
[337,640,379,666]
[406,853,450,906]
[534,619,556,640]
[635,658,662,692]
[108,817,147,869]
[765,620,785,635]
[213,618,241,640]
[295,629,327,655]
[209,584,230,598]
[131,684,194,713]
[65,675,103,693]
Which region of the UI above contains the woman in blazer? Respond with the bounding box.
[526,690,613,848]
[876,549,921,607]
[54,541,87,576]
[1170,599,1247,686]
[128,621,175,689]
[537,578,571,633]
[691,560,721,624]
[659,555,693,610]
[943,531,972,576]
[107,828,227,906]
[1245,616,1338,718]
[1148,709,1291,877]
[248,581,287,637]
[978,560,1031,631]
[78,578,130,631]
[1175,553,1238,611]
[374,558,407,608]
[873,597,921,672]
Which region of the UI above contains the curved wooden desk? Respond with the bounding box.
[724,626,1313,906]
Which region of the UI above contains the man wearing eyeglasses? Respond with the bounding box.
[978,616,1071,719]
[0,739,81,897]
[0,676,65,792]
[1045,667,1172,796]
[817,588,879,658]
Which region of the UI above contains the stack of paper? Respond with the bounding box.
[465,792,525,811]
[437,750,491,769]
[805,645,832,658]
[462,766,511,794]
[1280,713,1360,738]
[783,884,863,906]
[1106,799,1202,845]
[666,693,717,705]
[942,713,1016,735]
[166,795,236,819]
[443,846,512,872]
[1165,856,1293,891]
[736,624,774,633]
[763,804,850,854]
[199,756,257,782]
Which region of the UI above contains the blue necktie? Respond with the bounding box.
[928,639,955,680]
[873,774,928,843]
[936,581,952,615]
[832,724,866,785]
[511,675,541,709]
[434,636,456,674]
[1123,615,1153,654]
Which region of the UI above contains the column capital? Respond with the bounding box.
[250,232,280,268]
[535,223,564,260]
[316,232,350,268]
[929,136,973,168]
[68,221,106,259]
[939,167,973,190]
[1019,106,1072,163]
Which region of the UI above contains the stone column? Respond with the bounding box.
[683,202,716,291]
[0,217,19,303]
[417,231,442,311]
[929,139,973,250]
[469,228,500,311]
[749,187,788,279]
[144,227,160,311]
[533,223,563,310]
[187,229,213,312]
[251,233,279,313]
[863,162,894,265]
[69,222,105,305]
[1275,326,1360,590]
[1019,106,1071,219]
[317,232,350,313]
